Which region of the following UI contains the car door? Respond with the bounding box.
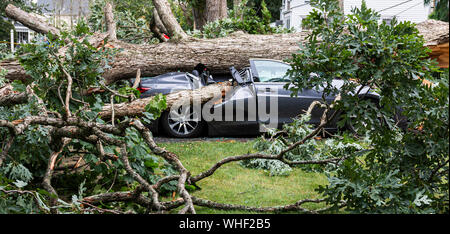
[249,59,325,129]
[204,68,260,136]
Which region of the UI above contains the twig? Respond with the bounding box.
[190,196,326,214]
[132,69,141,89]
[0,188,50,213]
[80,201,123,214]
[111,94,115,126]
[428,159,449,183]
[42,137,71,213]
[106,168,118,193]
[60,64,73,118]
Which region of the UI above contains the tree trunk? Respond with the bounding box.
[219,0,228,19]
[91,31,309,85]
[192,6,206,30]
[104,2,117,41]
[1,5,309,85]
[205,0,227,23]
[153,0,188,40]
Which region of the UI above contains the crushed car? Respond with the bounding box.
[132,59,390,138]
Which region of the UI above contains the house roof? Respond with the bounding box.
[416,19,449,46]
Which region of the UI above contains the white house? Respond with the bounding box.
[9,0,90,50]
[280,0,432,31]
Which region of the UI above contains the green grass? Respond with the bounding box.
[159,139,330,214]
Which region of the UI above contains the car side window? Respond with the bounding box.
[253,60,291,82]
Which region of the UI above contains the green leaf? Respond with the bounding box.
[13,180,27,189]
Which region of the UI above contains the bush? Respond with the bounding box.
[285,0,448,213]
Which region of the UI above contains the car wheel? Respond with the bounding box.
[161,106,204,138]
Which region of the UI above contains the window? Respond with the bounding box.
[252,60,291,82]
[287,0,291,10]
[286,18,290,29]
[17,31,29,44]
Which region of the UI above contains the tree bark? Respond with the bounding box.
[99,81,232,118]
[192,5,206,30]
[205,0,227,23]
[153,0,188,40]
[101,31,308,84]
[104,2,117,41]
[5,4,60,37]
[1,18,309,84]
[0,84,28,106]
[219,0,228,19]
[151,8,169,42]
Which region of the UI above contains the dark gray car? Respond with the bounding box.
[135,59,380,138]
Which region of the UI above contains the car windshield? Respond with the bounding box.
[253,60,291,82]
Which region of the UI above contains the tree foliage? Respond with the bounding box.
[88,0,159,44]
[0,22,178,214]
[1,0,447,214]
[242,114,365,176]
[283,0,448,213]
[425,0,449,22]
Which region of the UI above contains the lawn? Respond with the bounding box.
[158,139,330,214]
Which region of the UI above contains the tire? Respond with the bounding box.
[160,106,204,138]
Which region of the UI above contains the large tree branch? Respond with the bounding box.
[151,8,169,42]
[99,81,232,118]
[5,4,61,36]
[104,2,117,41]
[42,137,71,213]
[152,0,188,40]
[0,96,348,214]
[0,84,28,106]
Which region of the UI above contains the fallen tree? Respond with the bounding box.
[1,3,446,85]
[1,0,447,215]
[0,1,349,214]
[0,4,307,84]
